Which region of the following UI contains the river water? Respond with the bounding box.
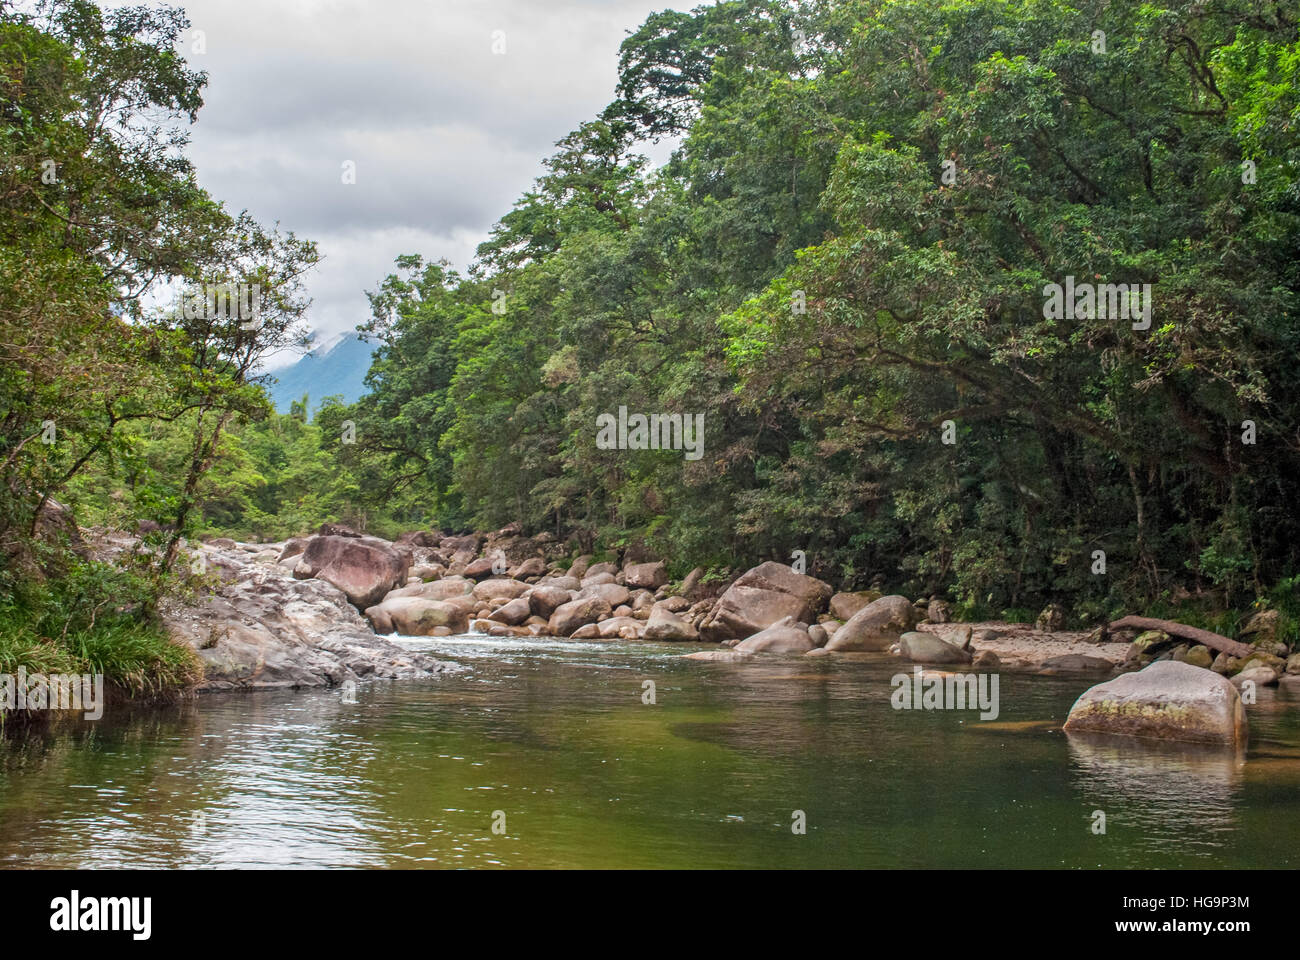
[2,634,1298,868]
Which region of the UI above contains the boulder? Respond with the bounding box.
[579,582,631,608]
[462,557,499,580]
[370,596,470,636]
[440,534,482,556]
[1038,654,1115,675]
[581,571,616,587]
[828,590,881,621]
[926,599,952,624]
[1232,666,1279,688]
[487,597,532,626]
[547,596,612,637]
[699,562,832,643]
[898,632,972,665]
[624,561,669,590]
[823,596,918,652]
[1239,608,1280,645]
[586,561,619,578]
[1179,644,1214,669]
[386,576,474,602]
[508,557,547,579]
[1035,603,1065,632]
[277,537,309,563]
[679,567,705,598]
[163,543,453,691]
[598,617,644,640]
[1062,660,1248,747]
[537,575,581,592]
[972,650,1000,670]
[293,535,409,610]
[529,585,574,619]
[410,563,444,581]
[734,617,815,654]
[472,578,530,601]
[644,608,700,642]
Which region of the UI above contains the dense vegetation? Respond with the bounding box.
[0,0,315,698]
[5,0,1300,654]
[324,0,1300,628]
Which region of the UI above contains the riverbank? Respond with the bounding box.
[178,523,1298,690]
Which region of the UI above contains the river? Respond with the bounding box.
[2,634,1298,868]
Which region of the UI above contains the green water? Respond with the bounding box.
[1,634,1298,868]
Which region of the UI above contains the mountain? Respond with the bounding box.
[265,333,376,415]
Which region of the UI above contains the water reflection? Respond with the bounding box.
[1066,734,1244,859]
[0,635,1296,869]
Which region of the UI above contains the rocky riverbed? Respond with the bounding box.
[90,522,1299,746]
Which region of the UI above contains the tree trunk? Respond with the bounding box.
[1107,615,1252,658]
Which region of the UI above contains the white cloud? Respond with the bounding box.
[118,0,688,350]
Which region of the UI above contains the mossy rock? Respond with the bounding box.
[1132,629,1171,651]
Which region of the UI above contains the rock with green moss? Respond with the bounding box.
[1063,660,1247,747]
[1240,608,1280,645]
[1179,645,1214,669]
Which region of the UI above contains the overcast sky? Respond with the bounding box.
[117,0,686,366]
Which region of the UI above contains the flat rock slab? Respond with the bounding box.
[166,543,458,692]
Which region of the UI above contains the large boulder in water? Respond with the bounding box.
[1062,660,1248,747]
[644,607,699,642]
[367,596,470,635]
[294,535,409,610]
[734,617,815,654]
[823,595,918,651]
[898,631,972,665]
[699,562,832,643]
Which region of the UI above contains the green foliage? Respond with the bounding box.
[0,556,202,706]
[14,0,1300,646]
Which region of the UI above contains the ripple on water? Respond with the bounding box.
[0,634,1297,868]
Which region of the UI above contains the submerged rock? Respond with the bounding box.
[1062,661,1247,747]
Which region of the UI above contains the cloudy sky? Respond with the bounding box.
[122,0,686,365]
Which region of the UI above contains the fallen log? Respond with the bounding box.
[1106,615,1253,659]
